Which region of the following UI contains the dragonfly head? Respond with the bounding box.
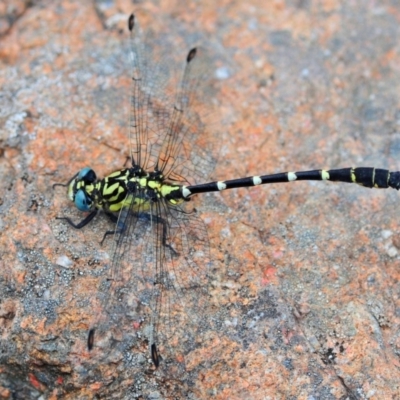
[67,167,97,212]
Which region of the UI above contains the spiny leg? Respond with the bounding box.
[56,211,98,229]
[101,211,178,256]
[100,212,122,245]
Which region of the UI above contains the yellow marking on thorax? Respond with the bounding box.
[103,182,119,195]
[148,179,162,190]
[139,177,148,188]
[161,184,184,205]
[108,194,152,212]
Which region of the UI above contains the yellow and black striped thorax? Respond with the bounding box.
[67,167,187,214]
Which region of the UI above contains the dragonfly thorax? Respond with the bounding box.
[67,167,187,214]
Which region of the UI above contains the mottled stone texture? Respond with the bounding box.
[1,0,400,398]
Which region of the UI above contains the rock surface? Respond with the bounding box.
[1,0,400,399]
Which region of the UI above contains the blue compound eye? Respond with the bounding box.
[78,167,96,183]
[74,189,93,211]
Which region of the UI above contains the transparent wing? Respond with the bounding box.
[128,16,218,185]
[94,14,217,371]
[99,192,211,368]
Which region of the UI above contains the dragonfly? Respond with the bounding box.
[54,13,400,368]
